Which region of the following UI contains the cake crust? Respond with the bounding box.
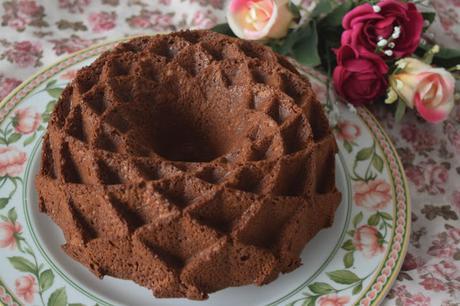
[36,30,341,300]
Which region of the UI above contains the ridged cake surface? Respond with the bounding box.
[36,30,341,300]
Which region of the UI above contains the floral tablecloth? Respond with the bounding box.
[0,1,459,305]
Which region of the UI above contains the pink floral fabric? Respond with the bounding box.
[0,1,458,305]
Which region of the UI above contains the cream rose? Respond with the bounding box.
[390,57,455,123]
[227,0,295,40]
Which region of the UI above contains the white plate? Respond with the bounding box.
[0,38,410,306]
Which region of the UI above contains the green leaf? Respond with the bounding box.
[352,282,363,295]
[321,1,353,27]
[7,133,21,144]
[69,304,86,306]
[418,44,460,68]
[343,251,354,268]
[379,212,393,221]
[421,12,436,28]
[301,296,318,306]
[395,99,406,122]
[288,1,301,19]
[453,250,460,261]
[372,154,384,173]
[38,125,45,131]
[0,138,6,145]
[45,80,57,89]
[47,88,64,99]
[211,23,235,37]
[42,114,50,123]
[308,282,335,294]
[327,269,360,284]
[353,212,363,228]
[39,269,54,292]
[47,287,67,306]
[0,197,9,209]
[343,141,352,153]
[23,133,36,146]
[45,100,57,113]
[8,207,17,223]
[347,229,355,237]
[341,239,355,251]
[291,22,321,67]
[0,215,8,221]
[24,246,34,256]
[7,256,36,274]
[368,213,380,226]
[356,146,373,161]
[311,0,335,18]
[435,47,460,59]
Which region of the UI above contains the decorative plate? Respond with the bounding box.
[0,38,410,306]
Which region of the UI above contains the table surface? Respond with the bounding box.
[0,1,458,305]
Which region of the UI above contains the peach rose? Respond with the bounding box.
[336,120,361,142]
[390,57,455,123]
[353,225,384,258]
[0,220,22,249]
[354,179,391,210]
[227,0,295,40]
[317,294,350,306]
[15,275,37,303]
[13,107,41,134]
[0,146,27,176]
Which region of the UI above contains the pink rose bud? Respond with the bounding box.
[390,58,455,123]
[227,0,295,40]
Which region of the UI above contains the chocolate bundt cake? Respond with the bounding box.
[36,30,341,300]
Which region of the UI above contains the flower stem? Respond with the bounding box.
[8,177,18,199]
[21,239,46,306]
[0,177,7,190]
[363,142,376,181]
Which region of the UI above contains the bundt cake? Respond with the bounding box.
[36,30,341,300]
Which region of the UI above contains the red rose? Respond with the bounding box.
[341,0,423,58]
[333,45,388,105]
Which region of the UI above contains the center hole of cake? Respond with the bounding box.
[148,102,238,162]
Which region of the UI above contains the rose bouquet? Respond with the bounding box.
[213,0,459,123]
